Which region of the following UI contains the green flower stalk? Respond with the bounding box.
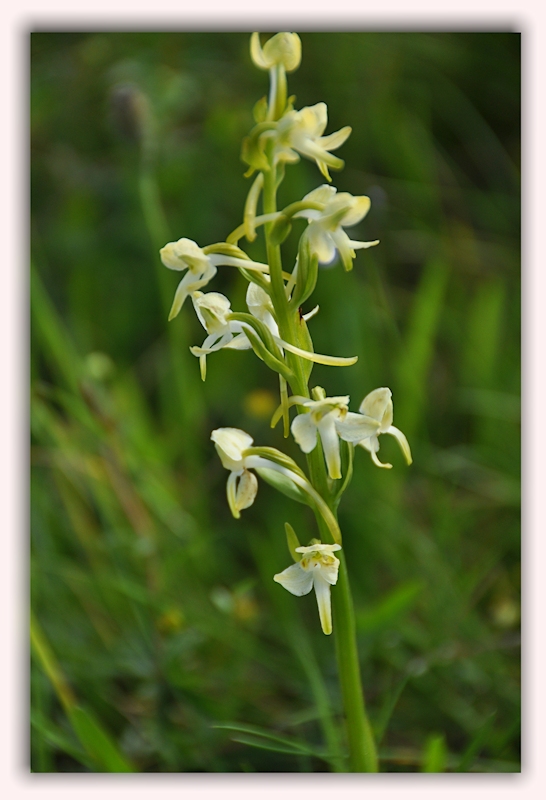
[160,32,413,773]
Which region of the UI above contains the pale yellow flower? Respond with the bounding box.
[274,542,342,634]
[250,32,301,73]
[295,185,379,271]
[275,103,351,180]
[336,387,412,468]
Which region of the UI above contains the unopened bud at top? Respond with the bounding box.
[250,32,302,73]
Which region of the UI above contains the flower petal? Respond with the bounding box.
[337,195,371,227]
[318,125,352,151]
[307,223,336,264]
[235,469,259,511]
[250,32,269,69]
[303,185,337,206]
[223,333,252,351]
[226,470,241,518]
[386,425,413,465]
[211,428,254,470]
[291,413,318,453]
[274,562,314,596]
[359,387,393,429]
[336,412,381,443]
[349,238,380,250]
[160,237,210,272]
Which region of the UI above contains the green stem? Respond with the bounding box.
[332,554,378,772]
[261,143,378,772]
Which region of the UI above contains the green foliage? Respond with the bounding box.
[31,31,520,772]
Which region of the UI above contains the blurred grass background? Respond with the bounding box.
[30,31,520,772]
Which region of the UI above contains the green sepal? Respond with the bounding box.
[269,215,292,246]
[284,522,302,562]
[255,468,309,507]
[253,96,268,123]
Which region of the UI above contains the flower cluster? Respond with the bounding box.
[160,33,412,636]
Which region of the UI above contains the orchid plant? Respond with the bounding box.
[160,32,412,773]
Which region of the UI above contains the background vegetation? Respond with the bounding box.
[30,31,520,772]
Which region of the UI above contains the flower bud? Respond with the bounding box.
[250,32,302,73]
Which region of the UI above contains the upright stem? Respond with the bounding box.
[261,144,378,772]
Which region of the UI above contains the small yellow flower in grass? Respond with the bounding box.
[276,103,351,181]
[274,542,342,635]
[295,185,379,271]
[336,387,412,469]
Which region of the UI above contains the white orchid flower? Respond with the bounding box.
[160,238,269,321]
[211,428,259,518]
[189,284,281,380]
[336,387,412,469]
[295,185,379,271]
[290,395,350,480]
[211,428,340,534]
[274,542,342,635]
[189,291,252,380]
[275,103,351,181]
[250,32,301,73]
[191,284,352,380]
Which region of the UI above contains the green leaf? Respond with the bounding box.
[31,712,94,771]
[455,712,497,772]
[67,705,134,773]
[213,722,324,758]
